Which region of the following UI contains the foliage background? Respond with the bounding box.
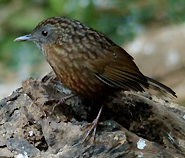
[0,0,185,100]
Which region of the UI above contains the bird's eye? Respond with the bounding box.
[42,30,48,36]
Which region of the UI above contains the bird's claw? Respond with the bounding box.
[82,105,104,143]
[52,94,76,111]
[82,118,99,143]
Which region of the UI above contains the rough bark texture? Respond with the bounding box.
[0,72,185,158]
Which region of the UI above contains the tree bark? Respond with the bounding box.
[0,72,185,158]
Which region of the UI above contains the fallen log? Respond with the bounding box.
[0,72,185,158]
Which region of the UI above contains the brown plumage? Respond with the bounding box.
[14,17,176,99]
[14,17,177,142]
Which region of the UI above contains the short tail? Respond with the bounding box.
[145,76,177,98]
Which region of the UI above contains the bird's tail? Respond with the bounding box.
[145,76,177,98]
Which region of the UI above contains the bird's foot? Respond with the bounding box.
[82,105,104,143]
[52,94,76,111]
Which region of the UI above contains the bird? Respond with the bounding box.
[14,16,177,141]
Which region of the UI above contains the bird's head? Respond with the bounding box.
[14,18,62,51]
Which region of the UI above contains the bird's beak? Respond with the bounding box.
[14,34,35,42]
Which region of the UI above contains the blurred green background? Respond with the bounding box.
[0,0,185,101]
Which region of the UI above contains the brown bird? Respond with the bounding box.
[14,17,176,141]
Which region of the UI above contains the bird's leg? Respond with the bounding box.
[52,94,76,111]
[82,104,104,143]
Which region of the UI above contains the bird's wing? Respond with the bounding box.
[83,45,149,92]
